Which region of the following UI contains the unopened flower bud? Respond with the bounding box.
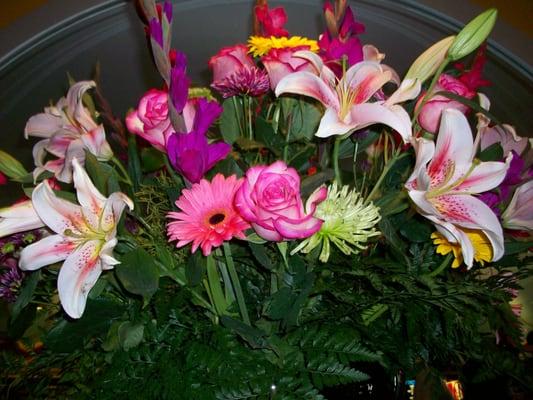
[405,36,455,82]
[0,150,28,182]
[447,8,497,61]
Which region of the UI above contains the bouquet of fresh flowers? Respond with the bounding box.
[1,1,531,398]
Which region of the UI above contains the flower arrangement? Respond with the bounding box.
[0,1,531,398]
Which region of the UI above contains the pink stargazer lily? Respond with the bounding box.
[274,51,416,142]
[25,81,113,183]
[19,158,133,318]
[405,109,511,268]
[0,200,44,238]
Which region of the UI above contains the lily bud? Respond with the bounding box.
[447,8,497,61]
[405,36,455,83]
[0,150,28,182]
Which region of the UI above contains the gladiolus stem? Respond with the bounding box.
[365,149,408,204]
[332,137,343,185]
[110,156,133,187]
[223,242,251,325]
[411,58,449,124]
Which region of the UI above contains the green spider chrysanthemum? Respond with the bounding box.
[292,183,381,262]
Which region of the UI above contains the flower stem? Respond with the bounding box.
[247,96,254,141]
[332,137,343,185]
[411,58,449,124]
[206,254,228,316]
[427,253,453,278]
[163,156,183,186]
[364,149,407,204]
[223,242,251,325]
[110,156,133,187]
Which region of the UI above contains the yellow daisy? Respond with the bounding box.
[431,229,493,268]
[247,35,319,57]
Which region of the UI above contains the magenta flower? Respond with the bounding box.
[319,3,365,72]
[209,44,269,98]
[211,66,270,98]
[416,73,476,133]
[169,52,190,113]
[166,98,231,183]
[254,4,289,37]
[261,46,315,90]
[125,88,173,152]
[234,161,327,241]
[167,174,249,256]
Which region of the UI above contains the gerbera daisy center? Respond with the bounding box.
[209,212,226,225]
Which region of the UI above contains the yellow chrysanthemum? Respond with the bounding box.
[431,229,493,268]
[247,35,319,57]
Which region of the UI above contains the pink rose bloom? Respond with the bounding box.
[262,47,316,90]
[209,44,255,84]
[235,161,327,241]
[126,88,173,152]
[417,73,476,133]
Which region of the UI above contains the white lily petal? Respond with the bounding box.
[72,157,107,215]
[349,102,412,143]
[0,200,45,238]
[57,239,102,319]
[455,153,512,194]
[427,109,474,184]
[56,139,85,183]
[435,221,475,268]
[19,234,75,271]
[275,71,339,110]
[385,79,421,106]
[24,113,63,139]
[314,108,355,138]
[406,138,435,191]
[502,180,533,231]
[66,81,98,132]
[433,194,504,261]
[32,180,85,235]
[99,192,134,233]
[81,125,113,161]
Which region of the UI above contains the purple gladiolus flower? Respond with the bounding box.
[163,1,173,22]
[169,52,190,113]
[167,98,231,183]
[149,18,163,48]
[500,151,524,199]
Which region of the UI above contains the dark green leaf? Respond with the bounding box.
[186,251,206,286]
[127,134,142,191]
[220,98,241,144]
[255,116,284,155]
[399,218,432,243]
[118,321,145,351]
[248,242,273,270]
[45,298,125,352]
[85,152,120,195]
[140,147,165,172]
[11,270,40,321]
[116,247,159,303]
[478,142,504,162]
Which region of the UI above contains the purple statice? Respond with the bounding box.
[500,151,525,200]
[167,98,231,183]
[211,66,270,98]
[0,259,24,303]
[478,192,501,217]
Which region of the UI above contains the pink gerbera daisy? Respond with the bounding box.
[167,174,250,256]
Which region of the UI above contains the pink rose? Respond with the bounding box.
[126,89,173,152]
[208,44,255,84]
[261,47,316,90]
[235,161,327,241]
[417,73,476,133]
